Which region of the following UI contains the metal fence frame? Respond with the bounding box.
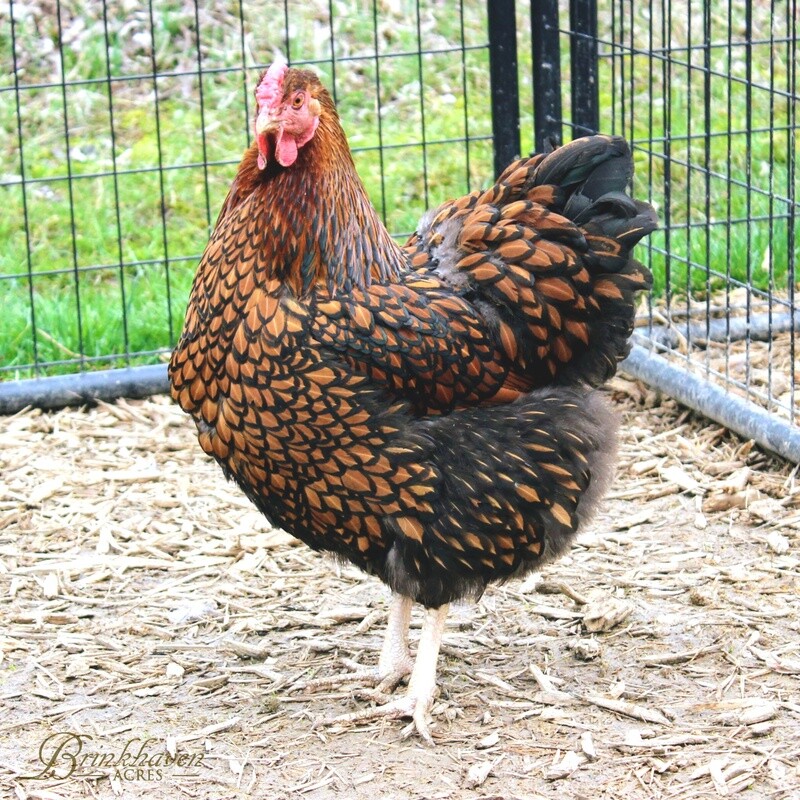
[2,0,798,463]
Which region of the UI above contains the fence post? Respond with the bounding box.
[487,0,521,175]
[569,0,599,136]
[531,0,563,149]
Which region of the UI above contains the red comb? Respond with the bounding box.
[256,60,288,111]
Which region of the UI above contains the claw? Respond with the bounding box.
[318,688,437,745]
[410,700,435,745]
[313,604,450,745]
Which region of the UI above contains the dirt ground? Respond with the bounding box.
[1,379,798,800]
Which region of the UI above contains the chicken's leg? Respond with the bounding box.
[377,593,415,686]
[401,602,449,741]
[291,593,414,693]
[319,603,450,744]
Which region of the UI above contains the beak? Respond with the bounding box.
[255,109,280,136]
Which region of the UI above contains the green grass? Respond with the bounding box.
[1,0,797,379]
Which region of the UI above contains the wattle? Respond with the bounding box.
[275,128,299,167]
[256,132,270,170]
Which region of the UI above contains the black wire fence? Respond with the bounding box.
[2,1,798,461]
[534,0,798,461]
[2,1,496,376]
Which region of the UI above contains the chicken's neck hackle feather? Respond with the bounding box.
[226,85,406,297]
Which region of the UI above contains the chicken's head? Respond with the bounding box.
[254,60,322,169]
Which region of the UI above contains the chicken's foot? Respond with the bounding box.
[316,603,450,745]
[291,594,414,694]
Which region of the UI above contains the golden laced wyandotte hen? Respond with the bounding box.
[169,60,657,743]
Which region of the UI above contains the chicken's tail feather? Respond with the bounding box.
[422,134,657,388]
[502,134,659,267]
[384,387,617,608]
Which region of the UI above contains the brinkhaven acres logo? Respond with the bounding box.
[24,732,205,782]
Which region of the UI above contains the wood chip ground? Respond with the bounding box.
[1,381,798,799]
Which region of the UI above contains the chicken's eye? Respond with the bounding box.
[292,92,305,109]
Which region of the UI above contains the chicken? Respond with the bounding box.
[169,60,657,742]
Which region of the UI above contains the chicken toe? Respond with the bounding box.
[318,604,449,744]
[291,593,414,694]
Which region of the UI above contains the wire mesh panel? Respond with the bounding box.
[2,1,494,380]
[600,0,798,435]
[523,0,798,455]
[4,0,799,460]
